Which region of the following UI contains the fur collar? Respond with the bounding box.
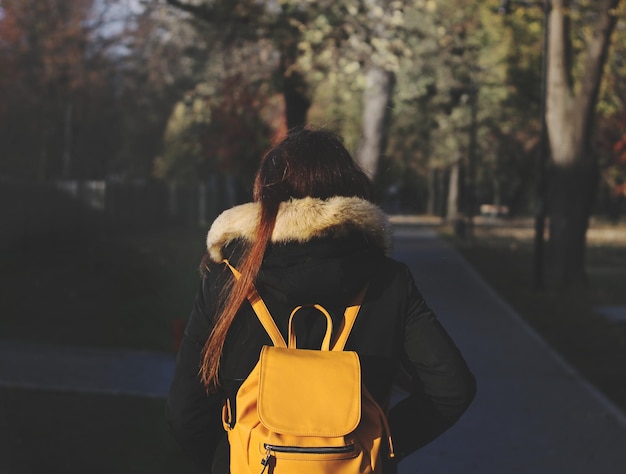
[206,196,391,262]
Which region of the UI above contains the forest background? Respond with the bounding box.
[2,0,625,284]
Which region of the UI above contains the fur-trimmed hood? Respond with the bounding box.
[206,196,391,263]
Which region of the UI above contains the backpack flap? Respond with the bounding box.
[258,346,362,437]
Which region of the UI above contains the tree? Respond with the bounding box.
[0,0,127,181]
[154,47,277,184]
[386,1,516,219]
[350,0,402,180]
[109,2,210,179]
[164,0,312,129]
[161,0,415,181]
[544,0,623,285]
[595,10,626,220]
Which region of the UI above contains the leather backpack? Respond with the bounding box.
[222,261,394,473]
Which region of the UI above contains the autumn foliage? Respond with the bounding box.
[0,0,119,180]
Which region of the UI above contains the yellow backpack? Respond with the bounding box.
[222,261,394,474]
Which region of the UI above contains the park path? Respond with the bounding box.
[392,225,626,474]
[0,340,175,398]
[1,223,626,473]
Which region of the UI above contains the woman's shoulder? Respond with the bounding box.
[198,258,233,303]
[374,255,413,281]
[363,255,419,304]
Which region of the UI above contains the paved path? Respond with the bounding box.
[0,341,175,398]
[1,224,626,473]
[392,226,626,474]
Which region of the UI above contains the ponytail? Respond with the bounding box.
[199,201,279,392]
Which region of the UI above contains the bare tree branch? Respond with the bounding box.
[577,0,622,124]
[163,0,264,25]
[164,0,216,22]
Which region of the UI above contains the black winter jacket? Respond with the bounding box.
[167,196,476,473]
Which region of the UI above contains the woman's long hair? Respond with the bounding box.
[200,127,373,392]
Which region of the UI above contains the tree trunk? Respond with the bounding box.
[279,25,311,130]
[465,86,478,230]
[493,177,501,207]
[283,70,310,130]
[62,102,73,179]
[447,161,460,221]
[544,0,621,286]
[427,167,436,215]
[548,161,597,285]
[355,65,395,180]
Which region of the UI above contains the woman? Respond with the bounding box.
[167,128,476,473]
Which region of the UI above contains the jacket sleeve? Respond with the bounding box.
[166,275,226,473]
[388,269,476,460]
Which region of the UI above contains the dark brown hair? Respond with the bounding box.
[200,127,372,391]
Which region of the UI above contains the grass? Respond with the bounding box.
[0,226,207,474]
[0,387,197,474]
[441,218,626,413]
[0,227,205,351]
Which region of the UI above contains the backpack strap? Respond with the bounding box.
[222,260,368,350]
[288,304,334,350]
[222,260,287,348]
[331,285,368,351]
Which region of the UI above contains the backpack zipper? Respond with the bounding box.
[264,443,355,454]
[259,444,356,473]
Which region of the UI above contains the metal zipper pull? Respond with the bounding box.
[259,447,272,474]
